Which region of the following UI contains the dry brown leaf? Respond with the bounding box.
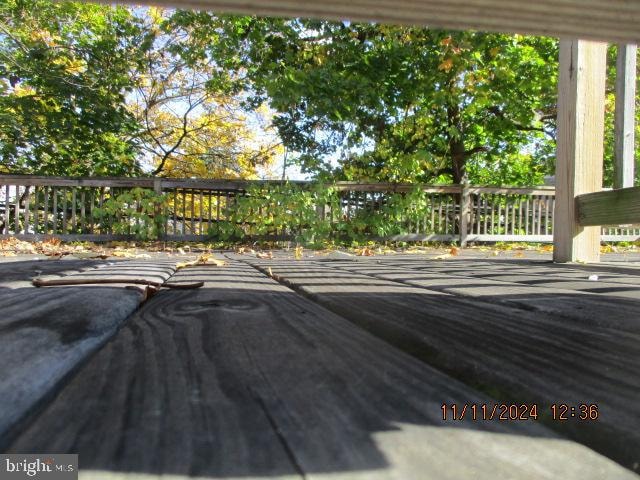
[177,253,226,269]
[356,247,375,257]
[449,247,460,256]
[111,249,136,258]
[514,251,525,258]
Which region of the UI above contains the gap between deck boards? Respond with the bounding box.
[6,259,637,479]
[229,254,640,474]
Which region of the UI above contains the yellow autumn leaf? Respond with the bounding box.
[438,58,454,72]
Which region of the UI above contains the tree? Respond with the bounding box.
[213,20,560,184]
[0,3,282,179]
[0,0,144,175]
[128,7,282,179]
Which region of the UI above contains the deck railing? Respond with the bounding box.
[0,174,638,243]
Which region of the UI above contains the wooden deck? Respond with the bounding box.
[1,251,639,479]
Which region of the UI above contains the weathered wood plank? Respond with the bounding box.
[6,262,636,479]
[94,0,640,44]
[553,39,607,263]
[325,259,640,324]
[576,186,640,226]
[614,44,637,189]
[0,259,180,447]
[237,257,640,472]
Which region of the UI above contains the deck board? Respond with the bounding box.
[232,255,640,473]
[311,259,640,329]
[6,261,635,479]
[0,259,178,447]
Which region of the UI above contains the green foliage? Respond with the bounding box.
[212,183,335,245]
[0,0,144,175]
[212,182,446,246]
[94,188,168,240]
[193,18,560,185]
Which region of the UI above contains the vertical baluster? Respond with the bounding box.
[199,190,204,235]
[98,188,104,234]
[32,186,39,234]
[62,187,68,234]
[443,196,450,234]
[429,194,435,233]
[524,197,530,235]
[208,190,213,233]
[216,191,221,225]
[549,195,556,235]
[518,197,523,235]
[529,196,535,235]
[87,190,94,234]
[52,187,58,234]
[2,184,7,235]
[71,189,77,233]
[80,190,86,233]
[474,194,481,235]
[537,195,543,235]
[14,185,21,234]
[135,195,141,234]
[171,189,176,235]
[182,189,188,235]
[489,195,495,235]
[190,189,195,234]
[544,196,551,234]
[510,197,516,235]
[23,186,31,234]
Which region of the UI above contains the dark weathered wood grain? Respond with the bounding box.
[0,259,182,447]
[326,259,640,325]
[7,262,634,479]
[235,256,640,473]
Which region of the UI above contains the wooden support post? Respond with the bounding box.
[553,39,607,263]
[459,179,470,247]
[614,44,637,189]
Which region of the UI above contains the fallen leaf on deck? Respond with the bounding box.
[111,249,136,258]
[176,253,226,269]
[433,253,452,260]
[256,251,273,259]
[449,247,460,256]
[356,247,375,256]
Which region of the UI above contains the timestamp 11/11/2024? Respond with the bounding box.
[441,403,599,422]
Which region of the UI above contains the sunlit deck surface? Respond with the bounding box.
[1,249,640,479]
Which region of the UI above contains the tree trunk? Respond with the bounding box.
[451,140,466,184]
[446,99,466,184]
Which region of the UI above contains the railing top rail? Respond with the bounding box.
[0,174,557,195]
[470,186,556,195]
